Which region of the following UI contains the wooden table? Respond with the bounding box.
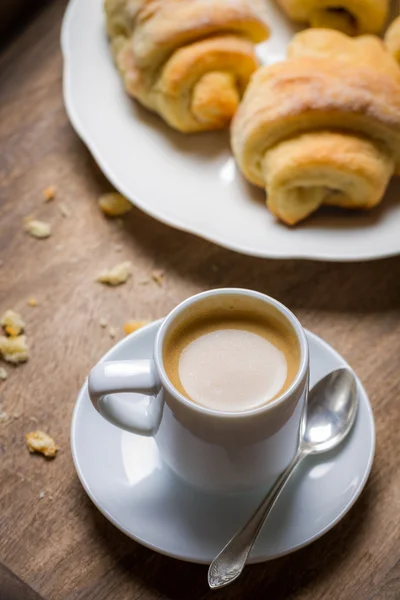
[1,2,400,598]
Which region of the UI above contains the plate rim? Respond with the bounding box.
[61,0,400,262]
[70,320,376,564]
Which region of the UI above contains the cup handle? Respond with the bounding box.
[88,360,163,436]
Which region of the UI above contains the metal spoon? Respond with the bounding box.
[208,367,358,589]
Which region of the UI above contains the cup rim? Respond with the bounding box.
[154,288,309,419]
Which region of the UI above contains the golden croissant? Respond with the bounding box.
[104,0,270,132]
[385,16,400,64]
[231,29,400,225]
[276,0,388,35]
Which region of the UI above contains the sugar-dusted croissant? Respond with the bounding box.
[385,16,400,63]
[276,0,388,35]
[105,0,270,133]
[231,29,400,225]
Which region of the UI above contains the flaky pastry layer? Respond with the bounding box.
[231,29,400,224]
[105,0,270,132]
[385,16,400,64]
[276,0,388,35]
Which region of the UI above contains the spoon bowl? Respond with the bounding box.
[303,368,358,454]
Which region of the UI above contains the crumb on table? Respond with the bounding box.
[98,193,132,217]
[0,367,7,381]
[24,218,51,239]
[26,431,58,458]
[151,269,165,286]
[109,326,117,339]
[59,203,71,218]
[99,317,108,328]
[123,320,149,335]
[0,335,29,363]
[1,309,25,336]
[43,186,56,201]
[96,261,132,286]
[0,410,9,423]
[27,298,38,307]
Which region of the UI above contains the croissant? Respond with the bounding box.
[276,0,388,35]
[231,29,400,225]
[385,16,400,64]
[105,0,270,133]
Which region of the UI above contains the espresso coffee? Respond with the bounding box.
[163,306,300,412]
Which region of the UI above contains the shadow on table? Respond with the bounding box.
[120,206,400,315]
[79,144,400,316]
[80,467,376,600]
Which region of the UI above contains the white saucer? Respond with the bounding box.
[71,320,375,564]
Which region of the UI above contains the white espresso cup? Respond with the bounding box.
[88,289,309,493]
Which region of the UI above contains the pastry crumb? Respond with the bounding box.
[1,310,25,337]
[26,431,58,458]
[24,218,51,239]
[27,298,38,307]
[123,320,148,335]
[0,410,9,423]
[43,186,56,201]
[0,311,28,363]
[0,335,29,363]
[0,367,8,381]
[99,317,108,328]
[96,261,132,286]
[109,326,117,339]
[0,404,19,422]
[39,491,45,499]
[98,193,132,217]
[5,326,19,337]
[59,203,71,218]
[151,269,165,286]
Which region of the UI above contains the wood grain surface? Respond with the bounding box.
[0,2,400,599]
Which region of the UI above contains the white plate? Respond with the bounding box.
[61,0,400,261]
[71,320,375,564]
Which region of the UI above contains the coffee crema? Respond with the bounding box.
[163,306,300,413]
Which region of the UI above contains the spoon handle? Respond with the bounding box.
[208,450,306,589]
